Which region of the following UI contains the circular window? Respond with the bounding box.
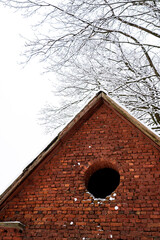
[86,167,120,199]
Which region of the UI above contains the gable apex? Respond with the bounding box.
[0,91,160,208]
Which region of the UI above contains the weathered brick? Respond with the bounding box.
[0,95,159,239]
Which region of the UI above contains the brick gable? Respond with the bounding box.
[0,93,159,239]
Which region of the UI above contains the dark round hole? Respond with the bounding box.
[87,168,120,199]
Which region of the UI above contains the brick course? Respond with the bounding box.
[0,100,159,239]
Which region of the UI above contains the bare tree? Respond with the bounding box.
[3,0,160,133]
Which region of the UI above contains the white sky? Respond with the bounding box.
[0,7,59,194]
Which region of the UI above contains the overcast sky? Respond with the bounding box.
[0,6,59,194]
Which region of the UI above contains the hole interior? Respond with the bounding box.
[86,167,120,199]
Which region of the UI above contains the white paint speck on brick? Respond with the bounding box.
[109,196,115,201]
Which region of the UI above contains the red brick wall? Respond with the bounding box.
[0,103,160,239]
[0,228,23,240]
